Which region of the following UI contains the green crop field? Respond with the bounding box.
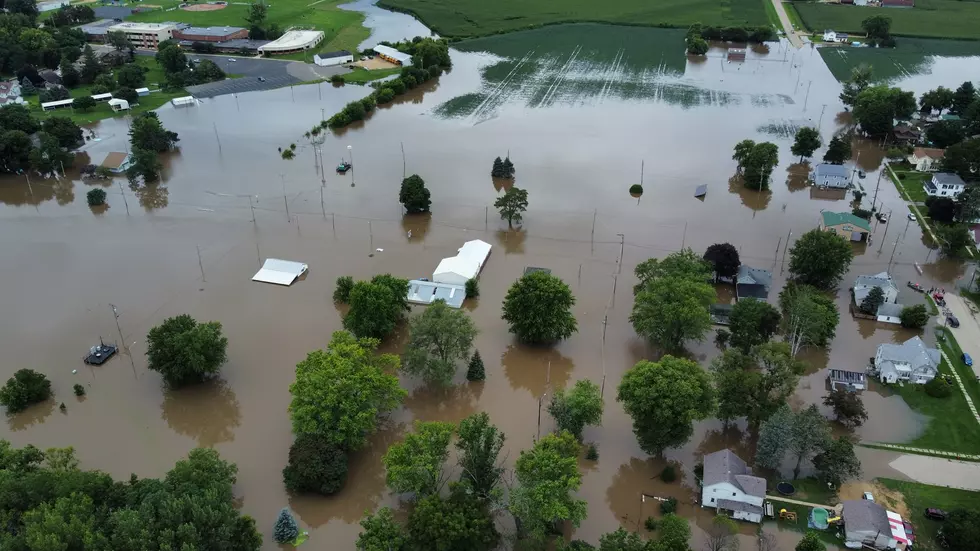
[795,0,980,41]
[819,37,980,82]
[126,0,368,54]
[378,0,770,38]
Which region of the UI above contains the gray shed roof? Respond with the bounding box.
[842,500,890,534]
[877,302,904,318]
[877,336,940,369]
[716,498,764,515]
[93,5,132,19]
[934,172,966,187]
[178,26,247,37]
[702,449,766,497]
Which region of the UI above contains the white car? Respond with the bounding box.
[908,213,917,221]
[863,491,875,502]
[227,58,236,62]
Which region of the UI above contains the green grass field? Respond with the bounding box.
[378,0,770,38]
[890,169,931,203]
[341,67,402,83]
[939,328,980,409]
[127,0,369,54]
[795,0,980,41]
[878,478,980,550]
[819,37,980,82]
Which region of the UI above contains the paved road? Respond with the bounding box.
[941,294,980,380]
[769,0,804,48]
[889,453,980,491]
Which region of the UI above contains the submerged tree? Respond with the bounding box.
[755,403,793,470]
[494,186,528,226]
[404,300,477,386]
[146,314,228,387]
[383,420,455,498]
[0,369,52,413]
[502,271,577,344]
[510,431,586,543]
[399,174,432,214]
[273,508,300,544]
[703,242,741,282]
[466,350,486,381]
[791,127,822,162]
[823,388,869,427]
[548,380,603,440]
[455,412,505,499]
[823,135,852,165]
[788,229,854,289]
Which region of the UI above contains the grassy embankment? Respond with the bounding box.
[377,0,770,38]
[126,0,369,56]
[28,57,186,125]
[879,478,980,550]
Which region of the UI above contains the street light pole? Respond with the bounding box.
[347,145,354,186]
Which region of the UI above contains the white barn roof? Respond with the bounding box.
[252,258,308,286]
[432,239,491,285]
[373,44,413,65]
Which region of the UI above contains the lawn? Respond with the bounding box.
[818,37,980,82]
[341,67,402,84]
[938,328,980,409]
[28,57,188,125]
[126,0,369,54]
[878,478,980,550]
[378,0,770,38]
[888,168,930,204]
[795,0,980,41]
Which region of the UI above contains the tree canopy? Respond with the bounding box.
[703,243,740,281]
[790,404,831,478]
[712,342,803,427]
[399,174,431,213]
[631,275,715,351]
[942,137,980,182]
[859,285,885,315]
[455,412,505,500]
[823,135,852,164]
[618,356,716,455]
[728,298,781,352]
[634,248,712,293]
[788,229,854,289]
[852,86,916,138]
[812,435,861,488]
[282,432,349,495]
[0,369,51,413]
[145,314,228,387]
[549,379,604,439]
[510,431,587,543]
[899,304,929,329]
[404,300,477,385]
[383,420,455,498]
[780,283,840,355]
[791,127,821,162]
[823,388,868,427]
[129,112,179,152]
[733,139,779,190]
[502,271,577,344]
[755,403,793,470]
[494,186,529,226]
[343,274,410,340]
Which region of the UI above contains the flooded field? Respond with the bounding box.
[2,22,979,550]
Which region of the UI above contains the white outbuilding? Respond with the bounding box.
[108,98,130,112]
[432,239,491,285]
[252,258,308,286]
[373,44,413,66]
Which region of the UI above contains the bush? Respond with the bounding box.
[585,443,599,461]
[73,95,96,112]
[661,464,677,483]
[925,377,953,398]
[376,88,395,103]
[115,86,138,105]
[330,74,344,84]
[900,304,929,329]
[714,329,730,348]
[465,278,479,298]
[0,369,52,413]
[399,174,431,214]
[644,517,658,531]
[389,79,406,95]
[629,184,643,196]
[852,208,872,220]
[334,276,354,303]
[87,188,107,206]
[360,95,376,112]
[282,432,349,494]
[73,384,85,396]
[660,497,678,515]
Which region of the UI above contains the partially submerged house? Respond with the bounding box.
[853,272,899,306]
[893,124,922,144]
[736,265,772,301]
[841,500,910,550]
[100,152,131,173]
[875,302,904,325]
[701,449,766,524]
[828,368,866,391]
[433,239,492,285]
[820,211,871,242]
[873,336,940,384]
[907,147,944,172]
[925,172,967,198]
[406,280,466,308]
[809,163,850,189]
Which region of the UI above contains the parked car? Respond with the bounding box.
[876,212,888,223]
[908,213,917,221]
[947,314,960,328]
[863,491,875,502]
[925,508,949,521]
[227,58,236,62]
[964,353,973,367]
[903,521,915,544]
[257,77,266,82]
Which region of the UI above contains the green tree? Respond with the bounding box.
[289,331,405,450]
[115,86,138,105]
[344,275,410,339]
[129,112,179,152]
[196,59,225,82]
[126,147,163,184]
[58,57,80,88]
[116,63,146,89]
[510,431,586,543]
[812,435,861,488]
[357,507,406,551]
[548,380,603,440]
[73,95,95,112]
[155,42,187,74]
[840,65,873,107]
[790,404,830,478]
[20,77,36,96]
[407,485,500,551]
[107,31,132,51]
[942,137,980,182]
[796,531,826,551]
[921,86,956,114]
[93,73,116,91]
[273,508,300,544]
[0,369,52,413]
[333,275,354,302]
[655,513,693,551]
[630,276,714,350]
[733,139,756,170]
[728,298,781,352]
[703,242,740,282]
[490,156,505,177]
[245,1,268,27]
[780,283,840,355]
[79,44,100,84]
[145,314,228,387]
[22,492,109,550]
[466,350,486,381]
[502,156,515,177]
[823,135,852,164]
[687,36,709,55]
[404,300,477,385]
[788,229,854,289]
[952,81,976,114]
[935,224,973,256]
[926,120,965,149]
[899,304,929,329]
[712,342,802,427]
[0,130,34,174]
[502,271,577,344]
[755,403,793,470]
[494,186,529,226]
[465,278,479,298]
[41,116,83,149]
[634,248,713,292]
[791,127,821,162]
[282,432,348,495]
[30,131,73,175]
[384,420,455,498]
[86,188,106,206]
[926,196,958,223]
[852,86,916,137]
[823,388,868,427]
[456,412,505,499]
[597,528,644,550]
[617,356,716,455]
[399,174,431,213]
[0,104,40,135]
[742,141,779,190]
[859,285,885,315]
[861,15,891,40]
[942,509,980,551]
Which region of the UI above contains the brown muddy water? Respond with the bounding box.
[2,31,978,549]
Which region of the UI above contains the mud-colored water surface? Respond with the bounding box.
[2,22,978,550]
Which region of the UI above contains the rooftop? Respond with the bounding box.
[933,172,966,187]
[258,30,324,51]
[912,147,944,159]
[177,26,247,37]
[842,500,891,534]
[877,336,940,369]
[821,211,872,232]
[101,152,129,169]
[813,163,850,178]
[108,22,178,32]
[319,50,353,59]
[78,19,118,33]
[373,44,413,63]
[702,449,766,497]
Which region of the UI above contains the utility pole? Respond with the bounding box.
[118,180,129,216]
[780,230,791,273]
[591,209,597,252]
[280,173,289,219]
[681,221,688,249]
[320,187,325,219]
[401,141,406,179]
[196,245,205,282]
[600,312,608,398]
[213,122,221,151]
[803,81,812,111]
[878,209,892,253]
[871,166,884,208]
[369,220,373,251]
[773,236,782,271]
[617,233,625,274]
[889,238,900,270]
[817,104,827,131]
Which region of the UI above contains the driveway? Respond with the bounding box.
[184,56,302,98]
[942,294,980,380]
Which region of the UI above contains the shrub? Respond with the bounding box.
[644,517,658,531]
[629,184,643,196]
[114,86,138,105]
[714,329,730,348]
[376,87,395,103]
[333,276,354,303]
[360,95,376,112]
[87,188,107,206]
[389,79,406,95]
[585,443,599,461]
[661,464,677,483]
[403,75,417,89]
[330,74,344,84]
[465,278,479,298]
[0,369,52,413]
[660,497,678,515]
[282,432,349,494]
[925,377,953,398]
[73,383,85,396]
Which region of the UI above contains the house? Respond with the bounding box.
[39,70,62,88]
[876,302,904,325]
[841,500,910,550]
[736,265,772,301]
[874,336,941,384]
[828,368,866,391]
[0,79,23,107]
[432,239,492,285]
[821,30,849,43]
[925,172,967,198]
[810,163,850,189]
[700,449,766,524]
[819,211,871,242]
[893,124,922,144]
[406,280,466,308]
[853,272,899,306]
[907,147,944,172]
[101,152,131,173]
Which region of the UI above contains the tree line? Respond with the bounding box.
[0,104,82,176]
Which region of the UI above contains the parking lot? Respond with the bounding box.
[184,55,303,98]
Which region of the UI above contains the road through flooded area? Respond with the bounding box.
[2,24,980,549]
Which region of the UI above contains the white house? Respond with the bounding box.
[0,79,23,107]
[874,336,941,384]
[907,147,944,172]
[821,30,849,43]
[924,172,967,198]
[842,500,910,550]
[700,449,766,524]
[432,239,492,285]
[853,271,899,306]
[810,163,850,189]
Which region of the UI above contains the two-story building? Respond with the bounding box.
[924,172,967,198]
[819,211,871,242]
[873,336,940,384]
[0,79,23,107]
[907,147,944,172]
[809,163,850,189]
[701,449,766,524]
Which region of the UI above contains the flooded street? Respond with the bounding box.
[2,23,979,549]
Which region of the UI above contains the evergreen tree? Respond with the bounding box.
[502,156,515,178]
[491,156,504,177]
[466,350,485,381]
[273,508,299,544]
[20,77,35,96]
[80,45,102,84]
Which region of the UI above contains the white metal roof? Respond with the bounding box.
[252,258,308,286]
[41,98,74,108]
[258,30,324,52]
[373,44,413,64]
[91,93,113,101]
[433,239,491,285]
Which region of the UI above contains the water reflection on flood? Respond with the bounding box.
[3,21,980,550]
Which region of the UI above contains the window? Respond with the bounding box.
[732,492,736,496]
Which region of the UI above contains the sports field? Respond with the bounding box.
[378,0,770,38]
[126,0,368,54]
[794,0,980,41]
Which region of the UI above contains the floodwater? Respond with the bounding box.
[338,0,435,50]
[3,21,980,550]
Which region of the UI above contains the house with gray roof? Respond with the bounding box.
[853,272,899,306]
[736,265,772,301]
[842,500,899,550]
[810,163,851,189]
[701,449,766,524]
[873,336,940,384]
[925,172,967,198]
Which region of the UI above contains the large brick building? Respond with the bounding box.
[173,26,248,43]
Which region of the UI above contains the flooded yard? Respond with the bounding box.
[2,22,980,549]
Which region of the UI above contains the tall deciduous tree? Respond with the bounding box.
[344,275,410,340]
[790,404,830,478]
[812,436,861,488]
[788,229,854,290]
[548,380,603,439]
[383,420,455,498]
[899,304,929,329]
[780,283,839,355]
[704,515,739,551]
[404,300,477,385]
[129,112,179,152]
[796,531,826,551]
[510,431,586,543]
[942,137,980,182]
[840,64,873,107]
[634,248,713,293]
[107,31,132,51]
[742,141,780,190]
[282,432,348,495]
[617,356,716,455]
[146,314,228,387]
[494,186,529,226]
[288,331,406,450]
[631,276,715,351]
[703,243,740,282]
[407,486,500,551]
[728,298,782,352]
[823,389,868,427]
[861,15,891,39]
[712,342,803,427]
[0,369,51,413]
[356,507,407,551]
[755,403,793,470]
[41,116,83,149]
[920,86,955,114]
[502,271,577,344]
[791,127,821,162]
[823,136,852,164]
[399,174,431,213]
[852,86,916,138]
[456,412,505,500]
